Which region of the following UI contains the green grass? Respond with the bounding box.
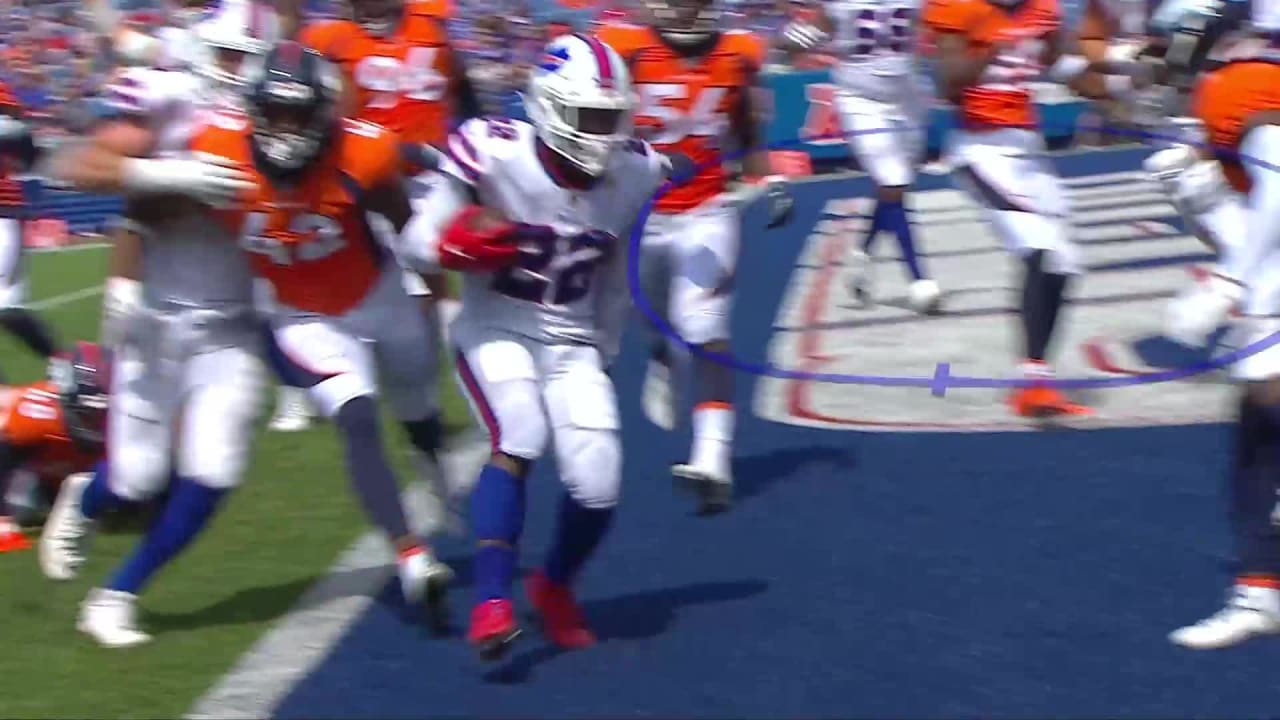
[0,246,471,719]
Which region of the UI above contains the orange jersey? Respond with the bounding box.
[0,81,24,211]
[922,0,1060,129]
[0,382,100,483]
[301,1,458,149]
[1193,61,1280,194]
[192,115,401,316]
[597,25,765,213]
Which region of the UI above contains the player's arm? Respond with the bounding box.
[51,119,251,204]
[100,205,147,348]
[276,0,307,39]
[449,49,484,123]
[732,53,793,228]
[931,30,999,103]
[86,0,165,65]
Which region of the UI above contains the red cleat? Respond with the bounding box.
[0,530,31,553]
[467,598,520,661]
[525,571,596,649]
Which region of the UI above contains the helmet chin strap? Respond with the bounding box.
[536,138,599,190]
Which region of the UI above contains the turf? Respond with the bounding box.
[0,245,471,719]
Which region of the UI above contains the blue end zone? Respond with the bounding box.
[274,148,1280,718]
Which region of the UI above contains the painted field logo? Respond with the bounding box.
[801,83,843,146]
[755,168,1235,433]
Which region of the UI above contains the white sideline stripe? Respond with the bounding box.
[28,242,110,254]
[185,435,490,720]
[28,284,103,310]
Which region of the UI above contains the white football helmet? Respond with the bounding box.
[190,0,280,98]
[524,34,635,177]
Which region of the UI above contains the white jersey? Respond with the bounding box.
[104,67,255,310]
[436,117,666,350]
[830,0,922,101]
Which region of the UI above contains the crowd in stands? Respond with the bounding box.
[0,0,831,136]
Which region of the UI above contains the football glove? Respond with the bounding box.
[438,205,522,272]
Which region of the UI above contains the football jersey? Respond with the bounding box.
[192,117,400,316]
[105,68,257,309]
[1193,61,1280,193]
[438,117,665,346]
[105,66,209,155]
[0,382,100,483]
[301,1,458,149]
[831,0,923,100]
[922,0,1060,129]
[596,24,765,213]
[0,81,23,215]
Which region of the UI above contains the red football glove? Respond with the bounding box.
[438,205,521,272]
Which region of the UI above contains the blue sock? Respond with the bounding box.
[861,201,887,254]
[545,494,614,586]
[469,462,525,603]
[107,477,227,595]
[80,460,125,520]
[877,199,925,281]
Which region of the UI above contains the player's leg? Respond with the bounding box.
[388,269,462,536]
[0,446,33,552]
[669,206,738,513]
[837,93,935,311]
[950,131,1089,417]
[39,332,176,582]
[528,345,621,649]
[638,215,685,431]
[79,342,265,648]
[269,314,447,609]
[0,216,58,358]
[1146,140,1249,346]
[1172,124,1280,649]
[260,279,315,433]
[453,328,548,660]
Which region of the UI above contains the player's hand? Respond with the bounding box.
[100,276,141,348]
[752,175,795,229]
[124,153,255,206]
[660,151,698,185]
[179,153,256,207]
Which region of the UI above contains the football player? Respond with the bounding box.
[1056,0,1249,351]
[0,343,108,553]
[1143,0,1280,649]
[922,0,1092,418]
[403,34,674,659]
[190,41,454,624]
[598,0,793,514]
[38,3,275,648]
[780,0,941,313]
[266,0,480,440]
[0,79,60,363]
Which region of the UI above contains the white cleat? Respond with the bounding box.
[1170,584,1280,650]
[268,387,313,432]
[1165,268,1242,348]
[643,359,678,431]
[399,548,454,630]
[907,278,942,315]
[39,472,94,581]
[672,463,733,515]
[846,248,874,307]
[78,588,153,648]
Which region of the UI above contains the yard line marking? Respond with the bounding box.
[186,434,490,720]
[29,284,103,310]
